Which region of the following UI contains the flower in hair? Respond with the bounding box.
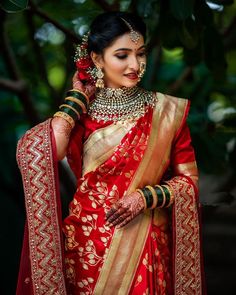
[74,32,96,84]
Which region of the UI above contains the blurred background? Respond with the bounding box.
[0,0,236,294]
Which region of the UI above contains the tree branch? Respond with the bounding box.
[0,12,40,125]
[28,0,80,43]
[167,67,193,95]
[0,78,26,93]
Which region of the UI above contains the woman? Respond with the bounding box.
[17,11,205,295]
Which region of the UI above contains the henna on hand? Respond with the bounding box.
[52,117,73,139]
[105,191,145,228]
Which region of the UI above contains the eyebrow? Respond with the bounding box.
[114,45,146,52]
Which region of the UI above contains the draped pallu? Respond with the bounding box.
[16,120,67,295]
[17,92,204,295]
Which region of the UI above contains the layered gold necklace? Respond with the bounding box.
[88,86,157,123]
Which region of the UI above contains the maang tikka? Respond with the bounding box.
[120,18,141,44]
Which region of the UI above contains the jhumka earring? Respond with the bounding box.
[95,67,104,88]
[138,61,146,81]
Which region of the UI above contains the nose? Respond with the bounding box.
[128,56,139,72]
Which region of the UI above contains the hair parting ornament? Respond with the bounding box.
[120,17,141,44]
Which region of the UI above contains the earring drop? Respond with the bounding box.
[95,67,104,88]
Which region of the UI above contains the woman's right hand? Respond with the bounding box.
[72,71,96,99]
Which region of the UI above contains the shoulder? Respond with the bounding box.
[148,91,190,134]
[156,91,189,108]
[151,91,190,118]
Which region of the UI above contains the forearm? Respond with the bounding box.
[51,117,73,161]
[52,84,92,161]
[136,174,198,211]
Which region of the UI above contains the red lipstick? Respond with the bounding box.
[125,73,138,80]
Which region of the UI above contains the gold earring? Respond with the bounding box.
[138,62,146,81]
[95,67,104,88]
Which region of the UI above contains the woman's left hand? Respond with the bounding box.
[105,191,145,228]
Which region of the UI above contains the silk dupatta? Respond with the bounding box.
[16,120,67,295]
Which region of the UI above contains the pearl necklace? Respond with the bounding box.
[88,86,157,123]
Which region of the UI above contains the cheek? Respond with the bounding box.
[106,58,126,74]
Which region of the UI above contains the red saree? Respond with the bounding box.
[17,91,205,295]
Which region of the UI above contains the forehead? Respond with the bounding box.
[106,33,145,52]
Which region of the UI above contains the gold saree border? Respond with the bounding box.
[17,120,67,295]
[94,93,190,294]
[83,122,134,175]
[174,161,198,187]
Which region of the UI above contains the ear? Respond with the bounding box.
[90,52,104,68]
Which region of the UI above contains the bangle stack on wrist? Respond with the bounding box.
[136,184,174,209]
[53,89,89,128]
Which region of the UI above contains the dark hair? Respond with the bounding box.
[87,12,146,55]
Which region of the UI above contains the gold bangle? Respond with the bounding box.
[71,88,90,105]
[65,97,87,113]
[53,111,75,128]
[136,189,147,210]
[59,104,81,118]
[163,184,175,207]
[146,185,158,209]
[155,185,166,208]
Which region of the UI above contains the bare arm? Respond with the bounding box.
[52,72,95,161]
[51,117,72,161]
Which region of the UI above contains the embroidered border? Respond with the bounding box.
[167,176,202,295]
[17,120,67,295]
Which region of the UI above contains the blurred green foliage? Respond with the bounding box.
[0,0,236,293]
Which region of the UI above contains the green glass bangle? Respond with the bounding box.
[67,90,88,109]
[154,186,164,208]
[162,185,171,207]
[60,106,77,121]
[142,187,153,208]
[64,100,83,115]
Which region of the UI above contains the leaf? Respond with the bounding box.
[88,277,94,283]
[92,202,97,208]
[170,0,195,20]
[0,0,28,13]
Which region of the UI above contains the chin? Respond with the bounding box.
[122,81,139,88]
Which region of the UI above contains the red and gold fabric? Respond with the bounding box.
[16,120,67,295]
[17,91,205,295]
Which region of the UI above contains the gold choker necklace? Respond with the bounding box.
[88,86,157,123]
